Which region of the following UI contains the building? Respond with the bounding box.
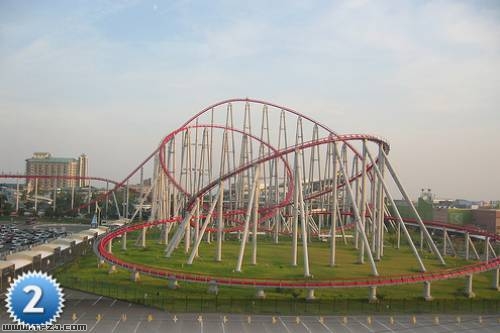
[472,209,500,234]
[25,152,89,192]
[77,153,88,187]
[128,178,152,193]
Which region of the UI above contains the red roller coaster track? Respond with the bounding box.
[3,98,498,292]
[91,98,498,290]
[95,217,500,288]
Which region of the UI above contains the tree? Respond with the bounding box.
[0,193,13,216]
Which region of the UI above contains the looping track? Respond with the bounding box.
[5,97,498,290]
[92,98,498,289]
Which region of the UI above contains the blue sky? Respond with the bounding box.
[1,0,499,200]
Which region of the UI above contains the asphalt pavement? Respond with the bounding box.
[1,289,499,333]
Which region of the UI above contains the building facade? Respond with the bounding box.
[25,152,89,192]
[76,154,88,188]
[472,209,500,234]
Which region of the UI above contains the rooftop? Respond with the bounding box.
[26,157,76,163]
[26,152,77,163]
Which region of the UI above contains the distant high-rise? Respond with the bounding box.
[77,154,89,187]
[25,152,89,192]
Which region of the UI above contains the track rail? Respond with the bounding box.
[94,217,500,289]
[0,174,132,213]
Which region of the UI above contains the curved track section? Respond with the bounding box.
[95,218,500,288]
[66,97,498,290]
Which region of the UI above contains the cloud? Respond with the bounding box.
[0,0,499,198]
[425,1,500,50]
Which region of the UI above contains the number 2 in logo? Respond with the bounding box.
[23,285,44,314]
[5,271,64,326]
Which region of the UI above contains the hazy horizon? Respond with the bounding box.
[1,0,499,201]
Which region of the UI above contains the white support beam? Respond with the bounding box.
[251,183,260,265]
[444,230,457,257]
[465,232,470,260]
[235,166,260,273]
[488,240,497,258]
[493,268,500,291]
[165,202,198,257]
[329,141,338,267]
[485,237,490,261]
[122,232,127,250]
[187,185,223,265]
[443,228,447,256]
[297,169,310,278]
[334,143,379,277]
[358,140,368,264]
[365,148,427,272]
[292,149,300,267]
[382,150,446,266]
[468,237,481,261]
[216,181,224,262]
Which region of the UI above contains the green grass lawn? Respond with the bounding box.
[111,229,470,281]
[53,227,500,314]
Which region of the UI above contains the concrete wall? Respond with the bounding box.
[0,263,15,292]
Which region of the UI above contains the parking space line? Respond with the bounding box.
[110,319,121,333]
[87,319,100,332]
[395,318,411,330]
[374,318,396,333]
[339,320,354,333]
[460,319,493,331]
[92,296,103,306]
[319,320,333,333]
[110,299,117,307]
[278,317,292,333]
[353,317,374,333]
[301,320,313,333]
[133,320,142,333]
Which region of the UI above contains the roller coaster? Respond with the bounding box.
[2,98,499,300]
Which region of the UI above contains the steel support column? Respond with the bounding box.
[235,166,260,273]
[334,143,379,276]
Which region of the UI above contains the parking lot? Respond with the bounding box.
[1,290,499,333]
[0,222,68,257]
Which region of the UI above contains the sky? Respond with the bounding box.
[0,0,499,201]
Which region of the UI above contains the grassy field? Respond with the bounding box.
[53,228,500,314]
[111,230,471,281]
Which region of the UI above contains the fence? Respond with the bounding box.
[58,277,500,315]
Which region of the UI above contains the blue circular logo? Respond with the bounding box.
[5,271,64,326]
